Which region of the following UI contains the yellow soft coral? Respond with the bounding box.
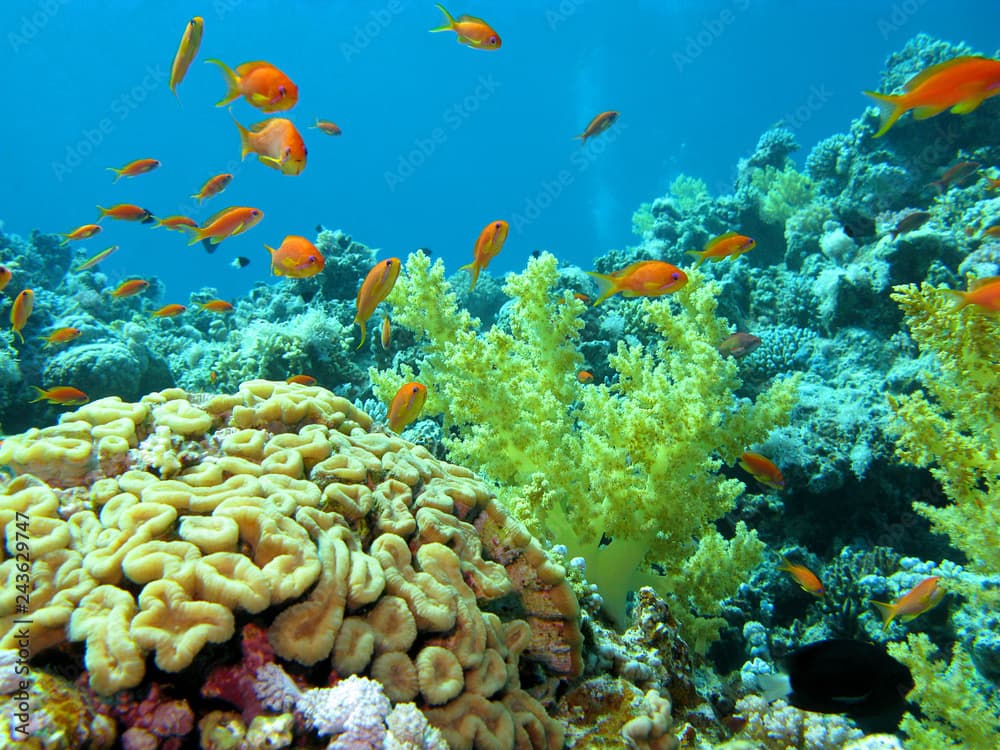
[889,283,1000,573]
[373,252,797,645]
[886,283,1000,746]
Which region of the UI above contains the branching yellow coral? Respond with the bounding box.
[888,283,1000,573]
[373,252,797,645]
[888,633,1000,750]
[888,282,1000,747]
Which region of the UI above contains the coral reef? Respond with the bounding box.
[372,250,797,649]
[0,380,580,749]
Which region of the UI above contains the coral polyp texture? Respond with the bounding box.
[0,380,581,749]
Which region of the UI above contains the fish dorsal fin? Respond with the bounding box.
[903,56,986,91]
[202,206,237,226]
[235,61,274,76]
[456,14,487,24]
[969,275,1000,291]
[249,118,276,133]
[706,231,739,248]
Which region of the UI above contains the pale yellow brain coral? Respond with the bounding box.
[0,380,579,749]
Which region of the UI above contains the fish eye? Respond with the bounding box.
[489,36,497,44]
[279,85,286,96]
[672,272,680,280]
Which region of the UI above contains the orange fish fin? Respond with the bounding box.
[862,90,904,138]
[205,59,241,106]
[458,261,481,291]
[969,276,1000,291]
[870,599,897,630]
[355,319,367,349]
[950,95,987,115]
[28,386,48,403]
[685,250,706,269]
[106,167,123,183]
[230,111,253,160]
[912,104,947,120]
[430,3,456,31]
[902,56,982,91]
[586,271,619,305]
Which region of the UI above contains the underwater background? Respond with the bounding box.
[1,1,1000,749]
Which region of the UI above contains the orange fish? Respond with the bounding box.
[107,158,160,182]
[573,293,591,303]
[586,260,688,305]
[355,258,402,348]
[73,245,119,272]
[191,173,233,204]
[980,225,1000,239]
[199,300,234,313]
[864,56,1000,138]
[187,207,264,248]
[871,576,944,630]
[97,204,155,223]
[10,289,34,343]
[943,276,1000,314]
[718,332,762,359]
[169,16,204,97]
[205,59,299,112]
[111,279,149,298]
[388,382,428,432]
[29,386,88,406]
[987,176,1000,190]
[460,220,509,291]
[311,119,342,136]
[155,215,198,232]
[380,315,391,350]
[286,374,316,386]
[42,327,81,347]
[0,265,11,292]
[430,4,501,50]
[577,370,594,383]
[60,224,102,242]
[576,111,619,143]
[778,557,824,597]
[151,304,186,318]
[266,235,325,278]
[739,451,785,490]
[686,232,756,269]
[231,115,307,176]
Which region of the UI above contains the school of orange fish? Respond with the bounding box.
[3,11,1000,619]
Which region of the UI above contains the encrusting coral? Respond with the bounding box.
[371,251,797,650]
[0,380,581,749]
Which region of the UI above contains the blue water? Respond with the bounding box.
[1,0,996,302]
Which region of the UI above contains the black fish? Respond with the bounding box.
[231,256,250,269]
[140,210,156,225]
[416,247,432,256]
[762,639,914,733]
[202,238,217,254]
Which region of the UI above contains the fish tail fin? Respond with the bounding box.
[871,600,897,630]
[863,90,905,138]
[205,58,241,106]
[586,271,619,306]
[458,261,481,291]
[355,319,367,349]
[685,249,706,269]
[13,328,24,344]
[940,288,969,311]
[430,3,456,31]
[229,110,253,160]
[95,205,109,220]
[106,167,123,183]
[186,228,207,246]
[189,192,203,203]
[28,386,46,403]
